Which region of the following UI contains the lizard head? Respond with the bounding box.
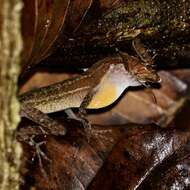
[119,51,161,85]
[133,64,161,85]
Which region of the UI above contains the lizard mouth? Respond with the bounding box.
[138,71,162,83]
[138,75,162,87]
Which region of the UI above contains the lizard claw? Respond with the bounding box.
[29,136,51,178]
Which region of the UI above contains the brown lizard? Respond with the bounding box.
[19,56,159,112]
[17,40,161,169]
[18,52,160,136]
[18,38,161,139]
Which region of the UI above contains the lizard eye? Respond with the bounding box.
[144,82,151,88]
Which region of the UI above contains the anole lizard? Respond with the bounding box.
[17,39,162,178]
[18,52,160,138]
[19,56,159,111]
[18,38,161,139]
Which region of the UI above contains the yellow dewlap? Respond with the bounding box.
[87,82,118,109]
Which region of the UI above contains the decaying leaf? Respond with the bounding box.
[20,110,190,189]
[88,124,190,190]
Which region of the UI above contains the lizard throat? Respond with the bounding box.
[87,64,141,109]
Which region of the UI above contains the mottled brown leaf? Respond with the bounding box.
[88,124,190,190]
[21,0,70,71]
[21,0,36,66]
[20,110,190,190]
[64,0,93,33]
[21,122,125,190]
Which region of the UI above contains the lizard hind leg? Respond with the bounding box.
[21,134,51,180]
[20,104,67,136]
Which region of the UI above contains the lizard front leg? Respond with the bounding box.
[18,104,67,177]
[78,86,98,130]
[78,85,114,141]
[63,87,98,128]
[18,103,67,150]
